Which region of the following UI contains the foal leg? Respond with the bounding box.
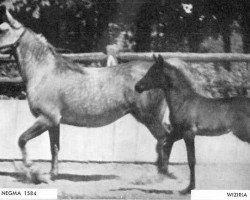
[48,125,60,178]
[18,116,53,167]
[180,132,196,195]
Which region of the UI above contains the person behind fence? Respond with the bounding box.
[106,44,119,67]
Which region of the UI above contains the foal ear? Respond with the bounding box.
[153,54,158,63]
[157,55,164,64]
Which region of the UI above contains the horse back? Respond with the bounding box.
[43,60,167,127]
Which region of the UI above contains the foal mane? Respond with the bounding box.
[164,59,196,94]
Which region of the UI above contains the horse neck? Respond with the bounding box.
[15,30,56,83]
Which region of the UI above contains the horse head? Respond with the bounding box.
[0,5,24,49]
[135,54,167,93]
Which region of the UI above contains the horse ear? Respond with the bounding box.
[153,54,158,63]
[157,55,164,65]
[156,55,164,70]
[0,21,11,31]
[5,9,21,28]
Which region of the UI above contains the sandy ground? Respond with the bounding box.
[0,161,249,199]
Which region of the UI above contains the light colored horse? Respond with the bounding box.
[0,6,172,180]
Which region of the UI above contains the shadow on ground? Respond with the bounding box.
[53,173,119,182]
[0,171,20,179]
[110,187,174,195]
[0,171,33,184]
[0,171,119,184]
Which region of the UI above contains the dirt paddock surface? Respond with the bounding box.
[0,161,249,199]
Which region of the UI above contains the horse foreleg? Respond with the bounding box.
[180,132,196,195]
[18,116,52,167]
[49,125,60,178]
[155,133,174,177]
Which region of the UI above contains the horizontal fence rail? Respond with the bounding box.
[0,77,23,83]
[0,52,249,84]
[118,52,250,62]
[1,52,250,62]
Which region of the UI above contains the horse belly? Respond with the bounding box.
[61,105,129,127]
[196,128,231,136]
[196,121,231,136]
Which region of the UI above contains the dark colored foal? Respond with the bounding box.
[135,55,250,194]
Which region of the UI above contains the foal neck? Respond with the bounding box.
[162,67,197,115]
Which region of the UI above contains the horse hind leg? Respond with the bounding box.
[48,125,60,178]
[157,136,176,178]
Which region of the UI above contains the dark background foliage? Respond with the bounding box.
[2,0,250,53]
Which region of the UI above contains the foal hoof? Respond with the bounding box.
[179,186,193,195]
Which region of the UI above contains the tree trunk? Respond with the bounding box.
[220,18,231,71]
[242,18,250,53]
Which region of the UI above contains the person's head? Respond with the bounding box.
[106,44,119,57]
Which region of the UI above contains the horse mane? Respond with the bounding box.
[25,29,85,74]
[164,59,196,94]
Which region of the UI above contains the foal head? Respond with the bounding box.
[0,5,24,48]
[135,55,193,95]
[135,55,173,93]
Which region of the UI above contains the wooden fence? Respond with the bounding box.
[0,52,249,84]
[0,52,250,163]
[1,100,250,163]
[1,52,250,62]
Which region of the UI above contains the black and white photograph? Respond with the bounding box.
[0,0,249,199]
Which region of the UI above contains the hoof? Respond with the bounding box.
[30,171,48,184]
[24,160,33,168]
[50,171,58,181]
[179,186,193,195]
